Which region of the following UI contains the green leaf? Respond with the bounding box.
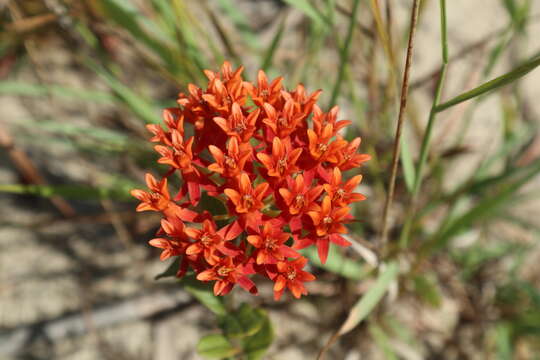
[155,258,180,280]
[181,275,227,316]
[220,303,265,339]
[337,262,399,336]
[435,56,540,113]
[242,309,274,360]
[197,334,239,359]
[301,243,368,280]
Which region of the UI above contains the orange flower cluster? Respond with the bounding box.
[132,62,370,300]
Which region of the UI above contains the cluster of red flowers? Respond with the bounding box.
[131,62,370,300]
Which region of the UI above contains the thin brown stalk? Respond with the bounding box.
[379,0,422,249]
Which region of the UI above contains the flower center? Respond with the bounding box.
[233,122,246,133]
[201,234,213,246]
[323,216,333,224]
[294,194,305,209]
[317,143,328,153]
[265,237,278,250]
[334,189,345,201]
[224,155,236,169]
[277,158,287,174]
[243,194,254,208]
[217,266,234,277]
[286,269,297,280]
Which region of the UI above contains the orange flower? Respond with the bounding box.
[307,196,349,237]
[208,137,251,178]
[323,167,366,207]
[133,61,369,299]
[247,223,299,265]
[270,257,316,300]
[224,173,269,214]
[257,137,302,180]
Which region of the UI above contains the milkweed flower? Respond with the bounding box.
[131,62,370,300]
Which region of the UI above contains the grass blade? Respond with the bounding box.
[429,159,540,251]
[435,56,540,113]
[282,0,329,27]
[86,60,159,124]
[0,81,115,103]
[0,184,133,201]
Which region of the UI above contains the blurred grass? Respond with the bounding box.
[2,0,540,358]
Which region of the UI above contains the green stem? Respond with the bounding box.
[399,0,448,248]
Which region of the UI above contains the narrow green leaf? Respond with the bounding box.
[85,60,159,124]
[282,0,329,27]
[0,81,115,103]
[197,334,239,359]
[0,184,132,201]
[435,56,540,113]
[337,262,399,336]
[181,276,227,316]
[432,159,540,250]
[99,0,176,66]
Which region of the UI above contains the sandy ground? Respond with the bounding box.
[1,0,540,359]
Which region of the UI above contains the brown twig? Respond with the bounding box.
[379,0,422,250]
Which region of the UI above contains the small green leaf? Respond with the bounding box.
[220,303,265,338]
[197,334,239,359]
[155,258,180,280]
[181,276,227,316]
[242,309,274,360]
[337,262,399,336]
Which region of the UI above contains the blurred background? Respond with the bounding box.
[1,0,540,359]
